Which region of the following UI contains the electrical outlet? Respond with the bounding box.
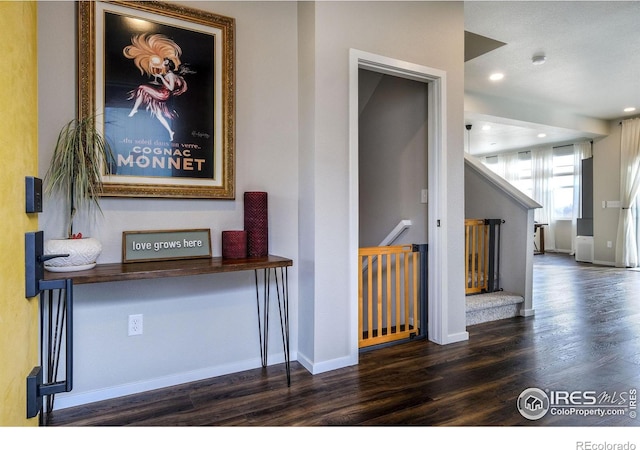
[607,241,613,248]
[128,314,143,336]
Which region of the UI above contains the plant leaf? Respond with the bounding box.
[44,114,114,237]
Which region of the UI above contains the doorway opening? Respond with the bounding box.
[348,49,451,357]
[357,69,429,348]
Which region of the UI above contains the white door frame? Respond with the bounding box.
[349,49,450,356]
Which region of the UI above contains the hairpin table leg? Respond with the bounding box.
[254,266,291,386]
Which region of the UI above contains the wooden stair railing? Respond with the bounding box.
[465,218,503,295]
[465,219,489,294]
[358,245,420,348]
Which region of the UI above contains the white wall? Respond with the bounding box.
[38,0,466,407]
[465,91,610,138]
[38,1,300,408]
[297,1,466,371]
[296,0,317,368]
[593,121,624,265]
[553,220,572,253]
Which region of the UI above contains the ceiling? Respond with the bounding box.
[463,1,640,156]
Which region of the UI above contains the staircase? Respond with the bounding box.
[464,217,524,325]
[466,291,524,326]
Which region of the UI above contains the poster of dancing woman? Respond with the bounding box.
[124,34,192,144]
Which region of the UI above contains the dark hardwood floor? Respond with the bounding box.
[48,253,640,426]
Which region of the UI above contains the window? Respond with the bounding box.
[483,146,575,220]
[483,155,499,174]
[552,148,574,219]
[513,153,532,198]
[483,152,532,197]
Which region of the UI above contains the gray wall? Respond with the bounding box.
[297,1,465,367]
[359,71,428,247]
[38,1,466,407]
[39,1,300,408]
[465,162,536,311]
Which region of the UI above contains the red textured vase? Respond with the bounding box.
[222,230,247,259]
[244,191,268,257]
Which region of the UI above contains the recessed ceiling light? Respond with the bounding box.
[489,73,504,81]
[532,54,546,65]
[482,125,491,131]
[538,133,547,138]
[624,107,636,113]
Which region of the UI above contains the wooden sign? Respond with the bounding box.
[122,229,212,263]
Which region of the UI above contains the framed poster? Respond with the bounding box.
[78,1,235,199]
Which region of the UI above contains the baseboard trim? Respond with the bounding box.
[53,352,294,411]
[442,331,470,344]
[520,308,535,317]
[297,352,358,375]
[593,260,615,267]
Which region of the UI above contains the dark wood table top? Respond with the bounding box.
[44,255,293,285]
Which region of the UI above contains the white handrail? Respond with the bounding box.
[378,219,412,246]
[362,219,412,272]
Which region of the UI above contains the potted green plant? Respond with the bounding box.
[43,115,114,272]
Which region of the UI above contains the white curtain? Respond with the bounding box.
[571,142,593,255]
[485,152,520,185]
[531,146,556,251]
[499,152,521,185]
[615,118,640,267]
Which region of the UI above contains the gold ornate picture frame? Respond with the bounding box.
[78,1,235,199]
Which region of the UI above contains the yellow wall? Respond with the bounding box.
[0,1,39,426]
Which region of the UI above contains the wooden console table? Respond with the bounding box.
[45,255,292,285]
[43,255,293,415]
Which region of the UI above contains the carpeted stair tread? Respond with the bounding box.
[466,291,524,311]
